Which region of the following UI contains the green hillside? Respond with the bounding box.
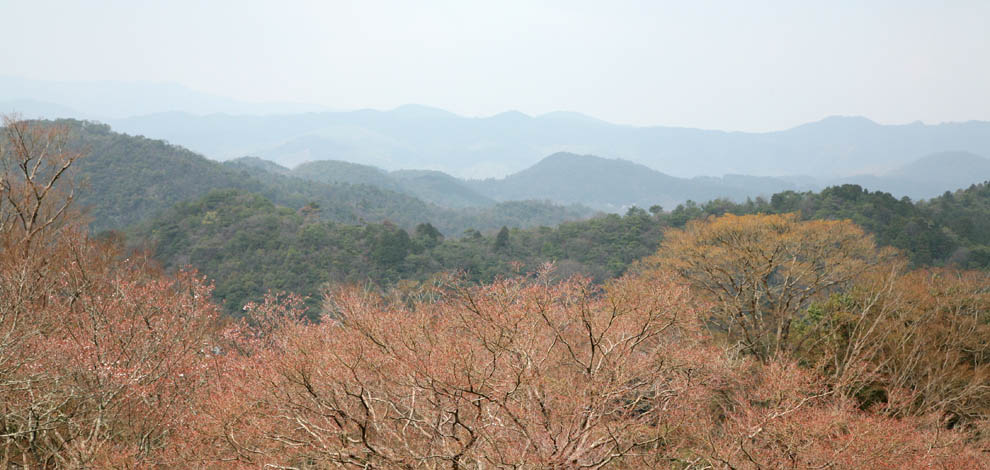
[390,169,495,208]
[68,120,265,230]
[132,181,990,316]
[283,159,495,208]
[467,152,798,210]
[50,119,592,234]
[290,159,400,190]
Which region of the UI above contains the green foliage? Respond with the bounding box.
[920,183,990,267]
[66,120,268,231]
[221,158,593,236]
[494,226,510,251]
[266,159,496,208]
[291,160,400,191]
[414,222,443,248]
[390,169,496,208]
[131,190,663,316]
[666,183,990,269]
[42,119,593,235]
[133,181,990,317]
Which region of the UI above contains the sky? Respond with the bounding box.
[2,0,989,131]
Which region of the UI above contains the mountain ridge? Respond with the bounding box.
[833,151,990,200]
[4,78,982,180]
[37,119,592,235]
[105,109,990,179]
[254,150,990,212]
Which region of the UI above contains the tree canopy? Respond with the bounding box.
[647,213,892,360]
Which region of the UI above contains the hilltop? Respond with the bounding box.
[103,110,990,179]
[51,119,591,234]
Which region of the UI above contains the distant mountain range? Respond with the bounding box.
[99,109,990,180]
[834,151,990,200]
[134,114,990,184]
[4,76,990,180]
[262,150,990,211]
[228,153,797,212]
[5,75,990,203]
[465,153,801,210]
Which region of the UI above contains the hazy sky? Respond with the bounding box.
[3,0,988,131]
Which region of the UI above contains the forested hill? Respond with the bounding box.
[221,157,590,235]
[389,169,495,208]
[466,152,799,210]
[231,154,796,211]
[70,120,263,230]
[53,119,592,234]
[131,188,664,316]
[229,151,990,211]
[133,181,990,316]
[248,158,496,208]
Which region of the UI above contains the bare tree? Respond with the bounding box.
[0,116,223,468]
[1,115,83,253]
[217,269,698,469]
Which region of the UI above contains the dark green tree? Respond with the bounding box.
[494,226,510,251]
[415,222,443,248]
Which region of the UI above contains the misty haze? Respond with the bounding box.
[3,1,990,468]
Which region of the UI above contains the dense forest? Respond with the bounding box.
[131,179,990,316]
[4,117,990,468]
[129,189,662,315]
[60,119,592,234]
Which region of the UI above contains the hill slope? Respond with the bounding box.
[389,169,495,208]
[290,160,401,190]
[68,120,265,231]
[232,157,496,208]
[48,119,590,234]
[467,153,797,210]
